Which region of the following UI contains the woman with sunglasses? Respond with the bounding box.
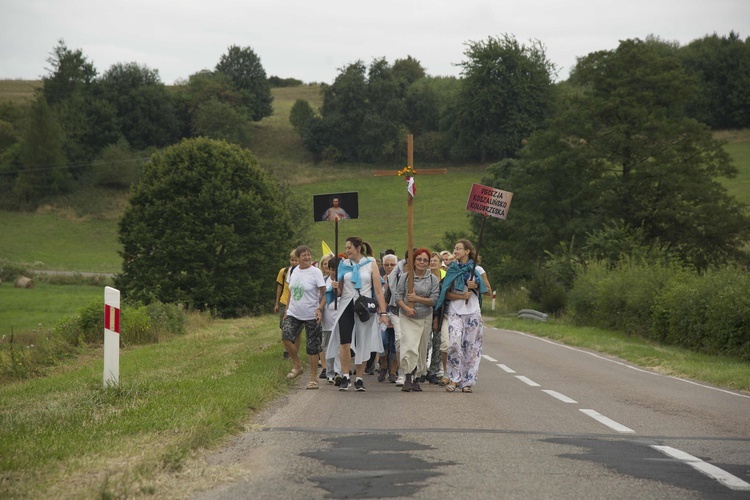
[394,248,440,392]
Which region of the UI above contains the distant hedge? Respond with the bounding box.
[569,261,750,361]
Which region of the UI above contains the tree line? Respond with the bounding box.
[292,32,750,164]
[0,41,275,206]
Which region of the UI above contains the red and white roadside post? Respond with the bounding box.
[492,290,497,311]
[103,286,120,388]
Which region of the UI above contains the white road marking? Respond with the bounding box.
[494,327,750,400]
[516,375,540,387]
[482,354,498,362]
[542,390,577,403]
[580,409,635,433]
[497,364,516,373]
[651,445,750,491]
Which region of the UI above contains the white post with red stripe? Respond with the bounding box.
[103,286,121,388]
[492,290,496,311]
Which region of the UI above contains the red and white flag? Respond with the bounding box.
[406,176,416,197]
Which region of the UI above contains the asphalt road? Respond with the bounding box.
[193,323,750,499]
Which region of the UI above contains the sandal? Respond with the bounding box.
[462,386,473,393]
[445,382,457,392]
[286,367,303,379]
[306,380,319,390]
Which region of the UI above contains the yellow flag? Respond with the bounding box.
[322,240,333,257]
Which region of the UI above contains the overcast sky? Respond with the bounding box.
[1,0,748,85]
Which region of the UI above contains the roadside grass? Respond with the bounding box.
[487,314,750,393]
[0,313,289,499]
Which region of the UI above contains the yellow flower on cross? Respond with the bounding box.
[397,165,416,177]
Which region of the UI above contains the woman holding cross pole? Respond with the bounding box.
[434,239,491,393]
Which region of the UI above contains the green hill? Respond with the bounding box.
[0,82,748,272]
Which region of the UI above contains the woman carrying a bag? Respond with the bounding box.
[326,236,388,392]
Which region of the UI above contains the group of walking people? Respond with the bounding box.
[274,236,491,393]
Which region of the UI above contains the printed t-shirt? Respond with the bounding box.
[286,266,325,321]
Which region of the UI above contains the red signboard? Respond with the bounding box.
[466,183,513,219]
[104,304,120,334]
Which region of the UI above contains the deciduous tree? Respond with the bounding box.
[117,138,295,317]
[679,31,750,129]
[14,96,71,201]
[478,38,750,279]
[99,62,182,150]
[215,45,273,121]
[42,39,97,107]
[451,34,556,162]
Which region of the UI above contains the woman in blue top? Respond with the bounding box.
[434,239,491,393]
[326,237,388,391]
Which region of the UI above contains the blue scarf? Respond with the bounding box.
[325,257,375,305]
[337,257,373,288]
[434,260,487,310]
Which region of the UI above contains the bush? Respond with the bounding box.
[414,131,449,162]
[0,259,28,283]
[90,138,143,188]
[77,298,106,344]
[55,298,187,347]
[568,258,680,335]
[321,145,342,164]
[526,268,567,315]
[652,268,750,360]
[289,99,315,134]
[121,304,154,345]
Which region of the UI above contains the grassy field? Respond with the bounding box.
[722,138,750,202]
[0,210,122,272]
[0,283,103,336]
[0,79,41,104]
[294,165,487,257]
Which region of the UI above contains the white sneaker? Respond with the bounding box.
[327,377,335,384]
[395,376,405,387]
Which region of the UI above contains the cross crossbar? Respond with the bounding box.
[374,168,447,176]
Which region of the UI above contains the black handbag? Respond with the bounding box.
[353,290,377,322]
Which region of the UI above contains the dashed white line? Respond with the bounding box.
[580,409,635,433]
[482,354,498,362]
[494,327,750,400]
[542,390,577,403]
[497,363,516,373]
[515,375,540,387]
[651,445,750,491]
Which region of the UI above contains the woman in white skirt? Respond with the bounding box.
[326,237,388,391]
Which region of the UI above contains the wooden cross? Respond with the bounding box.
[375,134,446,304]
